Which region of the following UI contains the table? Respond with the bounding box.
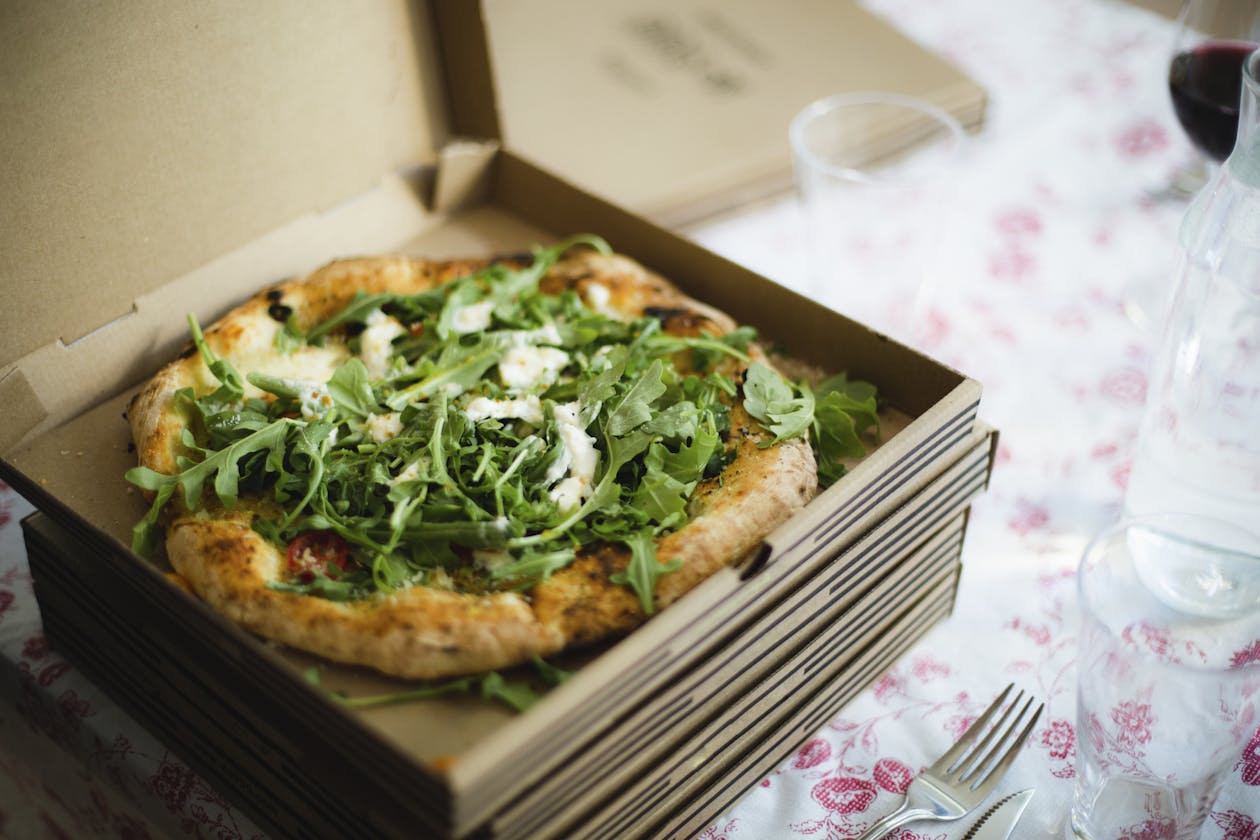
[3,0,1258,837]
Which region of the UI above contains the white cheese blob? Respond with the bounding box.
[472,549,513,575]
[507,324,564,347]
[427,566,454,590]
[582,282,621,319]
[364,412,403,442]
[390,459,422,488]
[360,309,407,378]
[548,401,599,512]
[499,345,570,391]
[463,395,545,426]
[450,300,495,334]
[297,382,334,419]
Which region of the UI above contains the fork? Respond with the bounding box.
[853,684,1044,840]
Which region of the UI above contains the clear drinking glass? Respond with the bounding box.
[1071,515,1260,840]
[789,93,964,344]
[1125,48,1260,618]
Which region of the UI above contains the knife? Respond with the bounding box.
[960,788,1035,840]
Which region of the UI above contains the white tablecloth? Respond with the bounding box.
[2,0,1258,837]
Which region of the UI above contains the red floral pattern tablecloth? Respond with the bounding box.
[2,0,1258,837]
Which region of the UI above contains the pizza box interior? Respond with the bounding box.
[0,2,995,838]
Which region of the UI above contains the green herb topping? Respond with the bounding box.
[126,236,878,613]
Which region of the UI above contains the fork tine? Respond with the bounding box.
[968,701,1044,795]
[952,689,1027,781]
[930,683,1014,772]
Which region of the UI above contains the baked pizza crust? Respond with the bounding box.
[128,249,818,679]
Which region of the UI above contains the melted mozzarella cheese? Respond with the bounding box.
[297,382,334,418]
[499,345,569,391]
[472,549,513,575]
[506,324,564,347]
[364,412,403,442]
[548,401,599,512]
[360,310,406,378]
[582,282,622,319]
[450,300,495,334]
[464,395,545,425]
[236,345,350,400]
[390,459,422,487]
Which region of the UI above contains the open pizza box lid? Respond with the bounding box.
[481,0,988,228]
[1,1,992,836]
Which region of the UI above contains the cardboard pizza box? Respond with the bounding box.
[485,430,991,839]
[22,424,992,839]
[1,1,994,837]
[481,0,988,228]
[27,513,961,840]
[24,425,986,839]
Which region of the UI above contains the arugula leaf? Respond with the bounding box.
[631,465,690,526]
[277,419,333,525]
[384,339,502,410]
[645,327,755,367]
[269,568,365,601]
[610,528,682,615]
[435,279,486,338]
[816,374,880,435]
[606,358,666,436]
[305,291,397,344]
[655,418,720,483]
[809,382,880,488]
[130,482,175,557]
[188,314,245,405]
[577,346,627,425]
[532,656,573,687]
[479,672,540,712]
[125,418,297,519]
[246,372,304,400]
[333,677,479,709]
[330,670,540,712]
[273,313,305,354]
[326,359,379,418]
[488,547,575,586]
[743,362,813,444]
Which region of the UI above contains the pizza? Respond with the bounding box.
[125,236,878,680]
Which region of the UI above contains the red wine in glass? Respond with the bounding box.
[1169,41,1257,161]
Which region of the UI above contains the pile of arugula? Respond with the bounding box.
[127,235,879,620]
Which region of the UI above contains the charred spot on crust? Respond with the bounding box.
[644,306,690,321]
[265,289,284,302]
[645,305,711,333]
[177,342,197,359]
[588,542,631,579]
[267,303,293,323]
[491,251,535,266]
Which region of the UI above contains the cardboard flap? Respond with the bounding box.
[0,368,46,455]
[483,0,987,226]
[0,0,452,366]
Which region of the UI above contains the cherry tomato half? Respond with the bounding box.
[285,530,350,582]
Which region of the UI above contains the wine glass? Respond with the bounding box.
[1126,1,1260,333]
[1167,0,1260,182]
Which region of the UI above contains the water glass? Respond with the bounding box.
[1071,515,1260,840]
[789,93,964,343]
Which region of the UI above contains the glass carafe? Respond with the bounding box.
[1124,48,1260,618]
